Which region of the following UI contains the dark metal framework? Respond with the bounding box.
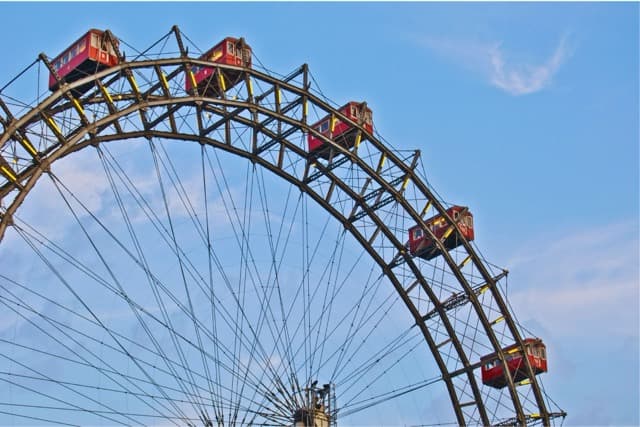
[0,27,564,425]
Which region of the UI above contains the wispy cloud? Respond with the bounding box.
[503,220,639,338]
[419,34,572,95]
[503,220,639,426]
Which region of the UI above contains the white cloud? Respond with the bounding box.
[503,220,639,337]
[419,34,572,95]
[4,149,112,244]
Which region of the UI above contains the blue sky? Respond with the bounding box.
[0,2,638,425]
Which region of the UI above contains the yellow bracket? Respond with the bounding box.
[218,72,227,92]
[100,85,114,104]
[1,165,17,182]
[420,200,432,217]
[401,176,410,190]
[189,70,198,91]
[20,138,38,157]
[458,255,471,268]
[45,115,62,136]
[128,74,140,94]
[442,226,454,240]
[160,72,169,91]
[71,98,85,116]
[376,153,386,172]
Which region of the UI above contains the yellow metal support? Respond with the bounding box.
[71,98,85,116]
[45,115,62,136]
[247,79,253,98]
[160,72,169,91]
[303,99,308,117]
[20,138,38,157]
[518,378,532,386]
[458,255,471,269]
[420,200,432,217]
[479,285,490,294]
[0,165,17,182]
[354,132,362,148]
[491,316,505,325]
[218,72,227,92]
[442,226,454,240]
[128,74,140,94]
[376,153,386,172]
[330,115,336,133]
[189,70,198,91]
[401,176,410,190]
[100,85,114,104]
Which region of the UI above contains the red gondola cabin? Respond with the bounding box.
[186,37,252,97]
[408,206,474,261]
[48,29,120,95]
[480,338,548,389]
[307,102,373,159]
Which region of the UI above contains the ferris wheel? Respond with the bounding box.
[0,26,566,426]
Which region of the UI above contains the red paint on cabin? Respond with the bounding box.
[480,338,548,389]
[48,29,119,92]
[408,206,474,260]
[307,102,373,158]
[185,37,252,96]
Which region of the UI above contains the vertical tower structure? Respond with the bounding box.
[293,383,335,427]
